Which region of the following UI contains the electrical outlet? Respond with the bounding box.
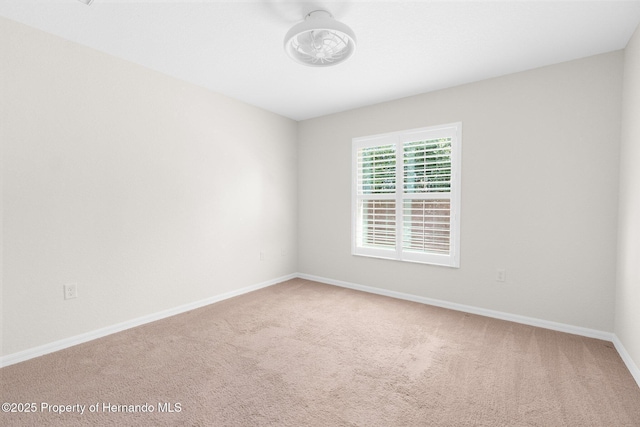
[496,269,506,282]
[260,251,265,261]
[64,283,78,300]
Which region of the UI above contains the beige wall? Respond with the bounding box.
[1,13,634,363]
[0,18,298,356]
[616,25,640,374]
[298,52,623,332]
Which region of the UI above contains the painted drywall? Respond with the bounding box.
[298,52,623,332]
[616,25,640,374]
[0,131,3,359]
[0,17,298,357]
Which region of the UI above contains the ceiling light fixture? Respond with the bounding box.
[284,10,356,67]
[77,0,94,5]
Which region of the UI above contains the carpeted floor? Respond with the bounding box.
[1,278,639,426]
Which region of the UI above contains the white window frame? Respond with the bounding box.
[351,122,461,268]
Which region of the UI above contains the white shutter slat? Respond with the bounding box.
[357,144,396,195]
[358,199,396,249]
[404,138,452,194]
[402,199,451,254]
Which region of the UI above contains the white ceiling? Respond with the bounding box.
[2,0,640,121]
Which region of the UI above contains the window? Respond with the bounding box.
[352,123,461,267]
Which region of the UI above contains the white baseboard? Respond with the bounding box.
[1,273,297,368]
[5,271,639,391]
[612,334,640,389]
[297,273,613,341]
[298,273,640,389]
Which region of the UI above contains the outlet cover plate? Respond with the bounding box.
[64,283,78,300]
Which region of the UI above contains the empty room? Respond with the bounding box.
[2,0,640,425]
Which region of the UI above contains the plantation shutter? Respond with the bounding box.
[354,141,397,253]
[402,136,452,258]
[352,123,461,267]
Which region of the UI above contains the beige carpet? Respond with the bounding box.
[1,278,639,426]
